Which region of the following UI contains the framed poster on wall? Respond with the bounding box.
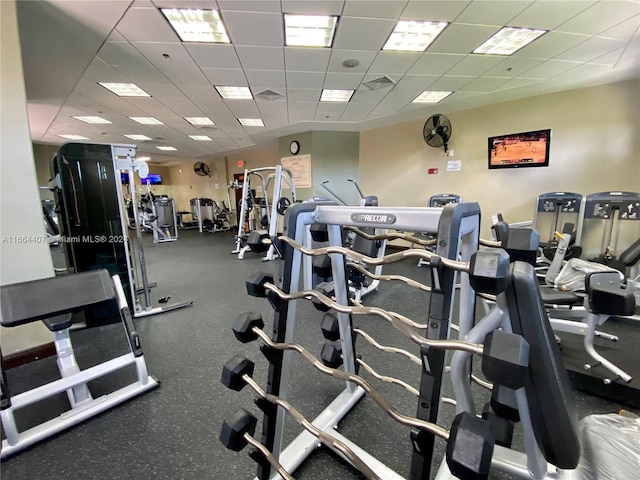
[281,154,312,188]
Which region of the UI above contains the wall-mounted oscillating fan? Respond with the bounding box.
[193,162,211,177]
[423,114,452,153]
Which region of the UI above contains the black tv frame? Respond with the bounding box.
[488,128,551,170]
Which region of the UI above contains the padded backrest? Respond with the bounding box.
[505,262,581,469]
[0,270,115,328]
[620,238,640,267]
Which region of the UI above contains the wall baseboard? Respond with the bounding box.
[2,342,56,370]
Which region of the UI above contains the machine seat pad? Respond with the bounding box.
[586,272,636,317]
[0,270,115,328]
[620,238,640,267]
[42,315,73,331]
[506,262,581,469]
[539,286,581,305]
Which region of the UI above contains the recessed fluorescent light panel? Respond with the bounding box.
[73,116,111,124]
[124,134,152,141]
[184,117,215,126]
[320,89,354,102]
[238,118,264,127]
[215,86,253,100]
[58,134,89,140]
[412,91,453,103]
[383,20,448,51]
[98,82,150,97]
[129,117,164,125]
[189,135,212,141]
[473,27,547,55]
[284,14,338,47]
[161,8,230,43]
[156,146,177,151]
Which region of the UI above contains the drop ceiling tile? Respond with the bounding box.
[116,7,179,43]
[323,72,366,89]
[553,61,625,82]
[258,103,288,116]
[517,59,579,79]
[285,48,331,72]
[556,1,640,36]
[429,24,501,54]
[483,57,545,77]
[446,55,504,76]
[223,11,283,47]
[351,88,394,103]
[202,68,247,86]
[185,44,241,69]
[218,0,282,12]
[287,89,321,102]
[428,75,474,91]
[315,102,348,121]
[401,0,470,22]
[368,98,404,117]
[332,17,397,51]
[408,53,464,75]
[288,109,316,123]
[555,37,627,63]
[134,42,198,67]
[598,15,640,41]
[286,71,325,89]
[455,1,533,25]
[84,62,131,83]
[513,31,589,58]
[509,1,596,30]
[327,49,377,73]
[281,0,344,16]
[161,67,212,86]
[113,65,172,85]
[589,47,626,67]
[458,76,509,92]
[98,42,153,67]
[236,46,285,70]
[368,51,421,75]
[342,0,406,19]
[245,70,287,89]
[491,77,540,92]
[340,102,378,121]
[224,101,261,117]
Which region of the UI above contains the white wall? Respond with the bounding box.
[360,80,640,238]
[1,1,55,353]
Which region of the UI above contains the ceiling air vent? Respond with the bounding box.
[255,89,284,101]
[363,76,396,91]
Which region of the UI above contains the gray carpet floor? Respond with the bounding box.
[2,230,638,479]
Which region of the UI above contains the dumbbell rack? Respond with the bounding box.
[251,202,482,480]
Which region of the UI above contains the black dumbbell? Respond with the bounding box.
[310,224,329,242]
[481,329,529,390]
[490,385,520,423]
[446,411,494,480]
[219,409,258,452]
[502,228,539,266]
[222,355,255,391]
[246,272,274,298]
[233,312,265,343]
[468,249,510,295]
[312,255,332,279]
[321,311,340,341]
[320,343,342,368]
[482,402,514,448]
[246,230,270,253]
[311,282,335,312]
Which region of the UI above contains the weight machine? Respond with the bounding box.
[233,165,296,261]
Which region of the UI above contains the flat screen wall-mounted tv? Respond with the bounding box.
[143,174,162,185]
[488,129,551,169]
